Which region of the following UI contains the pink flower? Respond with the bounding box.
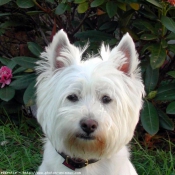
[0,66,12,88]
[167,0,175,6]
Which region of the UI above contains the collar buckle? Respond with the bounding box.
[84,159,88,166]
[66,156,69,164]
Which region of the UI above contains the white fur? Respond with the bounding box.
[36,30,145,175]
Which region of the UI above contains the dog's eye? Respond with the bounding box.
[101,95,112,104]
[67,94,79,102]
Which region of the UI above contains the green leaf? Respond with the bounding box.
[117,2,126,11]
[168,44,175,54]
[140,22,156,33]
[74,0,86,3]
[26,11,43,15]
[0,21,22,35]
[166,101,175,114]
[129,3,139,10]
[106,2,118,18]
[140,34,157,40]
[13,57,37,69]
[161,39,168,49]
[10,74,36,90]
[166,32,175,40]
[139,9,156,20]
[145,64,159,93]
[0,21,22,28]
[77,2,88,13]
[0,57,11,65]
[0,86,15,102]
[25,69,34,73]
[91,0,104,7]
[132,20,155,33]
[0,0,11,6]
[99,21,118,31]
[150,44,166,69]
[7,60,16,69]
[27,42,43,57]
[147,91,157,100]
[132,21,145,30]
[46,0,55,3]
[161,16,175,34]
[16,0,35,8]
[140,43,154,55]
[157,109,174,130]
[13,67,27,74]
[75,30,113,41]
[146,0,162,8]
[140,100,159,135]
[23,80,36,106]
[55,3,68,15]
[167,71,175,78]
[155,83,175,101]
[0,13,11,17]
[0,29,5,35]
[108,38,117,46]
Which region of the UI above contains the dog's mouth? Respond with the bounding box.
[76,134,95,140]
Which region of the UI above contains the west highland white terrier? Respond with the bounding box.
[35,29,145,175]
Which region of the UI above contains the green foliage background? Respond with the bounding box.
[0,0,175,135]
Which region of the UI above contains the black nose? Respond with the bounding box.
[80,119,98,135]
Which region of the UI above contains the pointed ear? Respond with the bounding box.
[44,29,81,71]
[108,33,139,75]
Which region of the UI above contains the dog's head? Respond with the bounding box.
[36,30,145,159]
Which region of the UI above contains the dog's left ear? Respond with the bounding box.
[102,33,139,75]
[44,29,82,71]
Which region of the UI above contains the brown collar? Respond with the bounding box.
[57,152,99,170]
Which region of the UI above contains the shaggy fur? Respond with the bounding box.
[35,30,145,175]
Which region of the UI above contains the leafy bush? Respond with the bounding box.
[0,42,42,113]
[0,0,174,134]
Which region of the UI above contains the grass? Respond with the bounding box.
[0,116,174,175]
[0,116,42,174]
[132,138,175,175]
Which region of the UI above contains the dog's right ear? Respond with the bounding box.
[42,29,82,71]
[100,33,139,76]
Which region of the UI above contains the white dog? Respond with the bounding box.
[35,30,145,175]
